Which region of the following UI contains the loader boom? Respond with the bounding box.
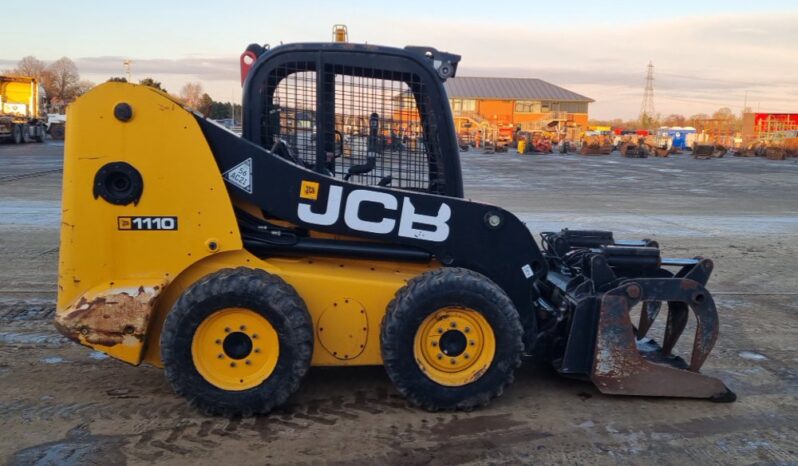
[198,118,547,315]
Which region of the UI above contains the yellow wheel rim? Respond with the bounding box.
[191,308,279,391]
[413,307,496,387]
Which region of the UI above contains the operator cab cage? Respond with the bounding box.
[241,42,464,198]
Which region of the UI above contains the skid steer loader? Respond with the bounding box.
[55,38,734,415]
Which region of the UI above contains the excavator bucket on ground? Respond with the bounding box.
[55,37,734,416]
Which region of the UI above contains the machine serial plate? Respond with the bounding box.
[118,216,178,231]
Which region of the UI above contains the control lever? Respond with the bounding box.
[344,111,380,181]
[344,155,376,180]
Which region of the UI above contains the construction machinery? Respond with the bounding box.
[516,130,552,154]
[620,139,677,158]
[734,130,798,160]
[579,134,613,155]
[0,76,48,143]
[693,143,727,159]
[55,37,735,416]
[618,138,648,158]
[47,113,67,140]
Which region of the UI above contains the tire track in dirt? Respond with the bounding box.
[0,303,55,322]
[1,385,430,463]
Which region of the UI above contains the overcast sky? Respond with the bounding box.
[3,0,797,119]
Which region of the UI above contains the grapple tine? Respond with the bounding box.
[686,289,719,371]
[590,279,734,401]
[661,301,688,355]
[637,300,661,339]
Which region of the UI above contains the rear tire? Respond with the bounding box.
[161,267,313,416]
[381,268,523,411]
[35,125,45,143]
[12,125,22,144]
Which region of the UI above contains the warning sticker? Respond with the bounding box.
[223,158,253,193]
[521,264,534,279]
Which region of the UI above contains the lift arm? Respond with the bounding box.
[197,118,548,315]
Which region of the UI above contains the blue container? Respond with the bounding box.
[658,127,696,149]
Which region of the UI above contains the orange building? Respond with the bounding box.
[443,77,593,140]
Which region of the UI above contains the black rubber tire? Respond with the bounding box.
[50,124,65,140]
[161,267,313,416]
[21,125,31,143]
[381,268,523,411]
[35,125,45,143]
[12,125,22,144]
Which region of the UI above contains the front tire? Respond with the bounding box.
[161,267,313,416]
[381,268,523,411]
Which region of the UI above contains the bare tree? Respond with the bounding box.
[197,93,214,116]
[13,56,48,80]
[74,80,95,98]
[180,82,203,109]
[662,114,687,127]
[712,107,734,120]
[44,57,81,105]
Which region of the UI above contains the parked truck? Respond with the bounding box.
[0,76,48,143]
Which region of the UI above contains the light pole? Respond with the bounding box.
[123,59,133,82]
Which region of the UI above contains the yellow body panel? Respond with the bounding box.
[57,82,439,368]
[58,82,243,362]
[141,250,436,367]
[54,278,167,362]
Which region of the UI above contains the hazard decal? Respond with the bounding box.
[223,158,253,193]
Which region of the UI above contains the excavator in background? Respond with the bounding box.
[54,31,734,415]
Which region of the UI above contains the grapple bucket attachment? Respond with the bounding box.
[538,230,735,402]
[591,276,735,401]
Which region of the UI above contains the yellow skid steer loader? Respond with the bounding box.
[55,39,734,415]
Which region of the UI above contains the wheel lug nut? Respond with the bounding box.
[450,322,457,328]
[464,353,470,359]
[431,341,438,347]
[437,327,443,334]
[254,348,261,353]
[230,362,236,368]
[224,327,231,333]
[450,358,456,364]
[252,334,258,339]
[469,340,475,346]
[215,339,221,344]
[464,327,470,333]
[245,360,251,365]
[437,353,443,360]
[240,325,246,331]
[217,354,224,359]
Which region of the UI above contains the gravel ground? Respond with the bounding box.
[0,141,796,465]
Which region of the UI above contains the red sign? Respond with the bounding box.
[753,113,798,128]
